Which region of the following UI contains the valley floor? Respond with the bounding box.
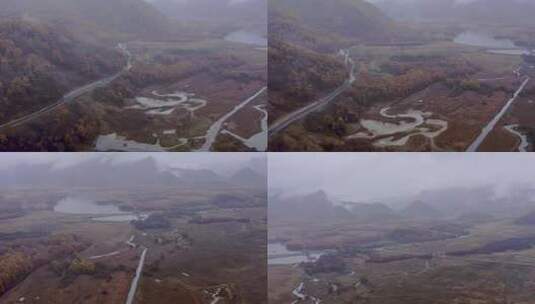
[269,218,535,304]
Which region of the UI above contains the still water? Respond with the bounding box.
[224,30,267,47]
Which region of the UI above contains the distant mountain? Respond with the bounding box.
[456,212,495,224]
[149,0,266,30]
[171,168,225,184]
[348,202,398,221]
[0,157,179,188]
[269,190,337,222]
[0,157,246,188]
[374,0,535,26]
[401,201,443,219]
[411,185,535,218]
[0,0,171,42]
[515,211,535,226]
[230,167,267,189]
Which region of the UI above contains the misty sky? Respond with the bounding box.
[269,153,535,202]
[366,0,480,3]
[0,153,262,176]
[144,0,253,4]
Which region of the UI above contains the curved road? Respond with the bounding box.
[269,49,357,137]
[0,43,133,131]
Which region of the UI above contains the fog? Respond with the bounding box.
[0,152,263,176]
[367,0,522,4]
[145,0,254,4]
[269,153,535,203]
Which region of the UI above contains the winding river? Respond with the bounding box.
[504,124,529,152]
[291,282,321,304]
[348,107,448,150]
[128,90,207,116]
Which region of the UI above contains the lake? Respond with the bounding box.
[454,30,530,55]
[224,30,267,47]
[454,30,518,49]
[268,242,327,265]
[54,196,143,222]
[54,196,127,215]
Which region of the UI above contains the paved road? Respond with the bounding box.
[126,247,148,304]
[0,43,133,131]
[196,86,267,151]
[466,76,530,152]
[269,50,357,137]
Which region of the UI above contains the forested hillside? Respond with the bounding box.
[0,19,123,125]
[271,0,394,44]
[268,0,399,123]
[0,0,171,42]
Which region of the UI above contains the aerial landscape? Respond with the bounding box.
[0,153,267,303]
[269,153,535,303]
[0,0,267,151]
[268,0,535,152]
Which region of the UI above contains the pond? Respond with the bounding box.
[454,30,531,55]
[268,242,327,265]
[224,30,267,47]
[54,196,127,215]
[454,30,518,49]
[54,196,144,222]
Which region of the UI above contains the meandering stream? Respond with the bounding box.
[504,124,529,152]
[291,282,321,304]
[348,107,448,150]
[128,90,207,116]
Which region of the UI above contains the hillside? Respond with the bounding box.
[268,40,347,122]
[271,0,394,44]
[268,0,416,125]
[0,19,123,125]
[0,0,171,43]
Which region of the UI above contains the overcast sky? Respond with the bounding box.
[269,153,535,202]
[0,153,262,176]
